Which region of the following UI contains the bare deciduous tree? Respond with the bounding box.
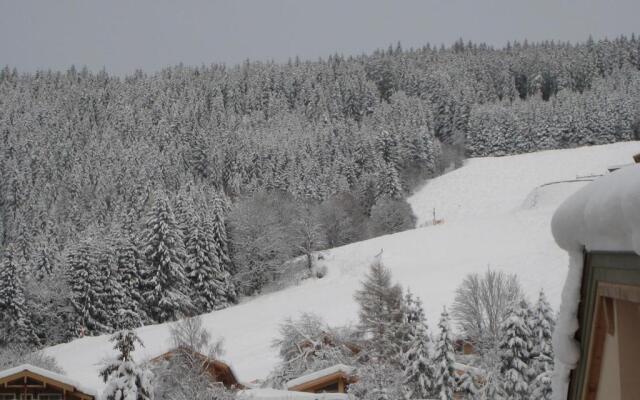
[451,268,523,352]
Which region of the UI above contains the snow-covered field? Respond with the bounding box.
[43,142,640,391]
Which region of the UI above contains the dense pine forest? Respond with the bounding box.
[1,34,640,348]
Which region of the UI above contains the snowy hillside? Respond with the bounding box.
[43,142,640,391]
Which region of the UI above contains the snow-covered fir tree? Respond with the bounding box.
[0,247,39,346]
[100,330,154,400]
[401,292,434,399]
[201,215,236,306]
[185,213,229,313]
[529,290,555,400]
[433,307,456,400]
[66,240,112,335]
[139,194,193,322]
[353,258,404,363]
[498,300,534,400]
[210,194,233,274]
[113,235,147,327]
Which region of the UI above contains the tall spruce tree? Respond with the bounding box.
[113,235,146,327]
[529,290,555,400]
[0,248,40,346]
[401,292,434,399]
[498,300,534,400]
[139,194,193,323]
[201,215,236,306]
[433,307,456,400]
[354,257,404,363]
[210,194,233,274]
[185,213,227,313]
[101,330,154,400]
[66,240,111,335]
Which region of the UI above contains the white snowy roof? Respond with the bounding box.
[550,164,640,400]
[238,388,349,400]
[552,164,640,255]
[0,364,98,397]
[452,362,484,376]
[285,364,355,389]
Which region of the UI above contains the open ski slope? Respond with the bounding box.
[43,141,640,392]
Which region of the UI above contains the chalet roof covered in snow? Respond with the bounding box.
[238,388,349,400]
[550,164,640,400]
[285,364,355,390]
[551,164,640,255]
[0,364,97,398]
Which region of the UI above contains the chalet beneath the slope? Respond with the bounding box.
[150,348,244,390]
[285,365,356,394]
[0,364,96,400]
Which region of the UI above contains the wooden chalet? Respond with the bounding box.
[552,154,640,400]
[0,364,96,400]
[285,364,356,394]
[150,348,244,390]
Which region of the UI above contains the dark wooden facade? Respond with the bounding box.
[0,366,94,400]
[568,251,640,400]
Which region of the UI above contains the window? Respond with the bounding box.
[0,394,16,400]
[19,395,33,400]
[38,395,62,400]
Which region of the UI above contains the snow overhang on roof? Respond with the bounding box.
[285,364,355,390]
[238,388,350,400]
[551,164,640,255]
[550,164,640,400]
[0,364,98,398]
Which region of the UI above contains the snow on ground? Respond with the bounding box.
[43,142,640,392]
[408,142,639,225]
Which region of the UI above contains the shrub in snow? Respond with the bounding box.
[367,197,416,237]
[0,345,62,373]
[100,330,154,400]
[348,361,404,400]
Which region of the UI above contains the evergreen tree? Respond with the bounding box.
[401,292,434,399]
[210,195,233,274]
[139,194,193,323]
[113,236,146,327]
[66,240,111,335]
[433,307,456,400]
[185,213,230,313]
[201,215,236,306]
[498,300,534,400]
[0,248,39,346]
[101,330,154,400]
[354,257,404,363]
[529,290,555,400]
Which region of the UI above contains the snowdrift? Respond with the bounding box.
[43,142,640,392]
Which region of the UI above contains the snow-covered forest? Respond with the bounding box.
[1,34,640,349]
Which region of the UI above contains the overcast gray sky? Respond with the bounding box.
[1,0,639,75]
